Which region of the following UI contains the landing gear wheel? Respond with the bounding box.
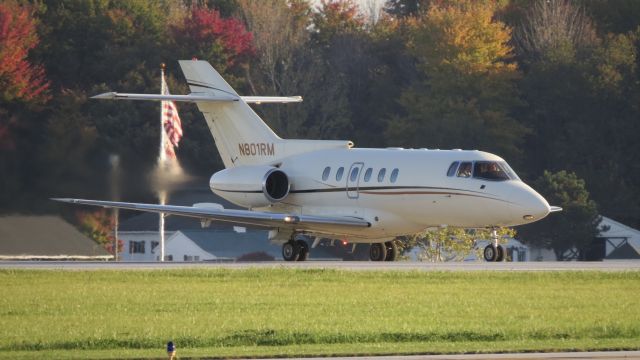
[483,244,497,262]
[496,245,505,262]
[384,241,398,261]
[282,241,300,261]
[370,243,387,261]
[296,240,309,261]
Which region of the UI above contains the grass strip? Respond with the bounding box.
[0,268,638,358]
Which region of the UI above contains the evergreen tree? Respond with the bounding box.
[519,171,601,260]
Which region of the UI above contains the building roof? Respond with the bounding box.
[0,215,111,258]
[599,216,640,240]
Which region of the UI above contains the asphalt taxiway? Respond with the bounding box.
[1,260,639,271]
[259,353,640,360]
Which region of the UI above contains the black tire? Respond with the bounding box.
[384,241,398,261]
[483,244,497,262]
[282,241,300,261]
[370,243,387,261]
[296,240,309,261]
[496,245,505,262]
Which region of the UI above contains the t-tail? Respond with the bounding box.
[92,60,353,168]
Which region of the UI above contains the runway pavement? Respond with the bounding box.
[1,260,640,271]
[256,353,640,360]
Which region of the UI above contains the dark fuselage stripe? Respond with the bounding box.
[213,186,511,202]
[291,186,486,195]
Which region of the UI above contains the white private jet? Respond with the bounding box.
[54,60,561,262]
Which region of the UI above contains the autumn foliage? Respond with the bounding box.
[174,7,255,67]
[76,209,122,255]
[0,1,49,103]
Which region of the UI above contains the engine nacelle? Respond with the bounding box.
[209,165,290,208]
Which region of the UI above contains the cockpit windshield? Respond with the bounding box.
[473,161,518,181]
[447,160,520,181]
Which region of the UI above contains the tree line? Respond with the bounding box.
[1,0,638,258]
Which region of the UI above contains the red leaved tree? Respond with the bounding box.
[0,1,49,103]
[172,7,255,69]
[76,209,123,255]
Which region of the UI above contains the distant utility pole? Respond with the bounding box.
[110,154,120,261]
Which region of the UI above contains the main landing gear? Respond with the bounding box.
[370,241,399,261]
[483,228,505,262]
[282,238,309,261]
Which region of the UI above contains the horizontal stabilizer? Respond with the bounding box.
[92,92,302,104]
[550,206,563,213]
[242,96,302,104]
[91,92,239,102]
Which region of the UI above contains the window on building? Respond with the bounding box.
[129,241,145,254]
[447,161,459,177]
[151,241,159,252]
[322,166,331,181]
[390,168,399,183]
[336,167,344,181]
[377,168,386,182]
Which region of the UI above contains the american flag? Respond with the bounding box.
[161,72,183,159]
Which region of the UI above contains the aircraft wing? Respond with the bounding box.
[52,198,370,230]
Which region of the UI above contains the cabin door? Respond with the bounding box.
[346,162,364,199]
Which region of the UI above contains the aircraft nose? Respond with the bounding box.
[510,182,551,223]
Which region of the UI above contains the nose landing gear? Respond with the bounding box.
[483,228,505,262]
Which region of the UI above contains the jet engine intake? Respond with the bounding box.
[263,168,289,202]
[210,165,290,208]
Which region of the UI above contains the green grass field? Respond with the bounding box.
[0,269,639,359]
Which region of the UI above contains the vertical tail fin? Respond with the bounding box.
[179,60,281,168]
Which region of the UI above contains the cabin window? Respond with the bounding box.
[350,167,359,182]
[377,168,386,182]
[457,162,472,178]
[390,168,399,183]
[336,167,344,181]
[447,161,459,177]
[473,161,511,181]
[364,168,373,182]
[322,166,331,181]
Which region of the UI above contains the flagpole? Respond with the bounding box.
[159,63,167,262]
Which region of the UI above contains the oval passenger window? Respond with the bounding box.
[390,168,399,183]
[322,166,331,181]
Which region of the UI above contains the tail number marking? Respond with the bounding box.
[239,143,275,156]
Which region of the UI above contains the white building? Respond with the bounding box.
[163,229,278,261]
[599,216,640,260]
[121,230,174,262]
